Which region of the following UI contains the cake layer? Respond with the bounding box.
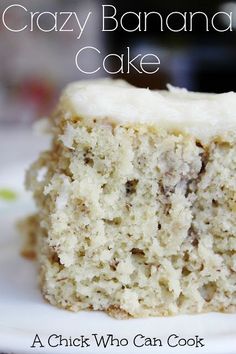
[22,79,236,318]
[58,79,236,142]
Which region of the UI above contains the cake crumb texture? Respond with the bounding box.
[23,80,236,318]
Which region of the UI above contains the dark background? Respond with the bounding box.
[109,0,236,91]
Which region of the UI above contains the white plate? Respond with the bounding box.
[0,134,236,354]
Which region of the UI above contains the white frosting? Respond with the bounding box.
[59,79,236,142]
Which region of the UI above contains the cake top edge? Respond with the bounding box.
[62,78,235,100]
[57,79,236,142]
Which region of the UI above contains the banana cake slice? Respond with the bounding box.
[23,79,236,318]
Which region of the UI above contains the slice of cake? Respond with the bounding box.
[23,79,236,318]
